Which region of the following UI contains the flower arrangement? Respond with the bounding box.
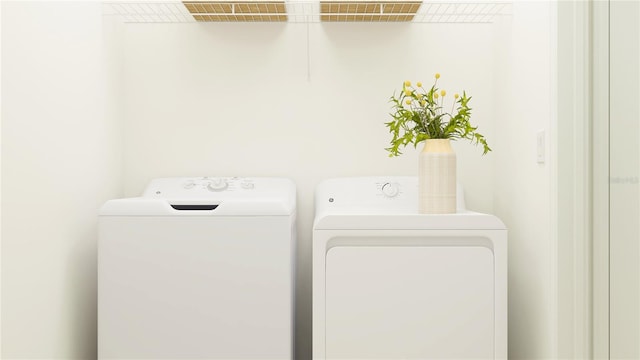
[385,73,491,157]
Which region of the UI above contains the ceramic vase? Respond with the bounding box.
[418,139,456,214]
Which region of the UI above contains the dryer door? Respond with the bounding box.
[325,242,494,359]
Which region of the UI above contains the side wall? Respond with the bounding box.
[492,1,556,358]
[1,2,123,358]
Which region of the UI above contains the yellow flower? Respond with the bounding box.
[454,93,460,99]
[404,89,412,96]
[435,73,441,79]
[404,80,411,87]
[417,81,423,87]
[434,93,439,99]
[440,90,446,97]
[420,100,426,106]
[405,99,412,105]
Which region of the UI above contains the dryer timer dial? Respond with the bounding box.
[381,182,400,198]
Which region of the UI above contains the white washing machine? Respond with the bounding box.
[99,177,295,360]
[312,177,507,360]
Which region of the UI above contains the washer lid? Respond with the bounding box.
[100,177,295,216]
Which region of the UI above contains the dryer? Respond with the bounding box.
[312,177,507,360]
[99,177,295,360]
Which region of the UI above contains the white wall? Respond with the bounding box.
[1,2,123,358]
[0,2,557,359]
[121,22,498,358]
[492,1,556,359]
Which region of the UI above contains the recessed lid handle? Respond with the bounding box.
[170,204,218,211]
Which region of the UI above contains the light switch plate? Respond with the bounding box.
[537,130,545,164]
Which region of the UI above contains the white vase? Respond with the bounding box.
[418,139,456,214]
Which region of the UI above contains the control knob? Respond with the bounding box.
[183,180,196,189]
[240,181,255,189]
[381,182,400,198]
[207,178,228,192]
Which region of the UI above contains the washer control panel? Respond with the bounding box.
[142,177,268,199]
[180,177,254,192]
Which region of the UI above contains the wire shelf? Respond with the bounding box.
[103,1,511,23]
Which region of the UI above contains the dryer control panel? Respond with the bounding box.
[316,177,465,215]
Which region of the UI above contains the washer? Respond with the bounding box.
[312,177,507,360]
[99,177,295,360]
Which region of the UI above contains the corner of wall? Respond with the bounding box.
[0,0,4,355]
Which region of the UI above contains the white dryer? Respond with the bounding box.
[99,177,295,360]
[312,177,507,360]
